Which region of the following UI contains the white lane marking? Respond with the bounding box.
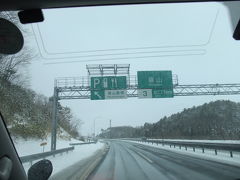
[135,150,154,164]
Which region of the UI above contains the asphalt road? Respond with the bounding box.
[50,148,104,180]
[88,140,240,180]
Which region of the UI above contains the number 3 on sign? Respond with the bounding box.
[138,89,152,98]
[143,91,147,96]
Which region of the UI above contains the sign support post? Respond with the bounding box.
[51,86,58,151]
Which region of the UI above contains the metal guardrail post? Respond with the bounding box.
[20,146,74,164]
[230,151,233,157]
[130,139,240,158]
[69,142,97,146]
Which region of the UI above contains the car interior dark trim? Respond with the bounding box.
[0,114,27,180]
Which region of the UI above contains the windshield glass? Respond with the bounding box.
[1,1,240,179]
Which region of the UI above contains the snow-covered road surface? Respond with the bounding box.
[125,140,240,167]
[89,140,240,180]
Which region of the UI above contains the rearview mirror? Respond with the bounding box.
[28,159,53,180]
[0,18,24,54]
[18,9,44,24]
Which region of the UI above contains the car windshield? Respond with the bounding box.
[1,1,240,180]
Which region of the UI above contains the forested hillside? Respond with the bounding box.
[149,100,240,139]
[0,79,81,139]
[0,12,80,139]
[100,126,136,138]
[99,100,240,140]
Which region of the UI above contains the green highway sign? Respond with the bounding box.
[137,71,173,89]
[91,90,105,100]
[137,71,174,98]
[91,76,127,90]
[91,76,127,100]
[152,89,174,98]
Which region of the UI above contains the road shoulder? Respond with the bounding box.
[50,143,109,180]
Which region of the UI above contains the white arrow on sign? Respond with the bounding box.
[94,91,102,99]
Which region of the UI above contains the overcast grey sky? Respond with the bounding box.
[23,1,240,135]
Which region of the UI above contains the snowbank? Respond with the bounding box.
[13,136,83,156]
[13,127,84,156]
[149,139,240,144]
[22,142,104,175]
[12,128,105,176]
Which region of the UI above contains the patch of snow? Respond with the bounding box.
[22,142,104,175]
[12,130,105,176]
[13,135,84,156]
[149,139,240,144]
[57,127,72,140]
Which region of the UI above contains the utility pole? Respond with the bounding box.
[109,119,112,139]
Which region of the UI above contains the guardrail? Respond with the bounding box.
[127,138,240,158]
[69,141,97,146]
[20,146,74,165]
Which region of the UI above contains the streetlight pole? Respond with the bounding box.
[93,116,102,138]
[109,119,112,139]
[93,118,95,137]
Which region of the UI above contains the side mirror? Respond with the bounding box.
[28,159,53,180]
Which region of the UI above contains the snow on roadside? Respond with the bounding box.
[149,139,240,144]
[126,140,240,167]
[12,127,105,176]
[12,127,85,156]
[22,142,105,175]
[13,136,83,156]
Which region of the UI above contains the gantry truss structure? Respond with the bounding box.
[86,64,130,76]
[54,76,240,100]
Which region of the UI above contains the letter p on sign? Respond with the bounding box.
[94,78,100,88]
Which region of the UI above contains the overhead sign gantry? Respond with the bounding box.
[51,64,240,151]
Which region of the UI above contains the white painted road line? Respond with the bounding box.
[135,150,154,164]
